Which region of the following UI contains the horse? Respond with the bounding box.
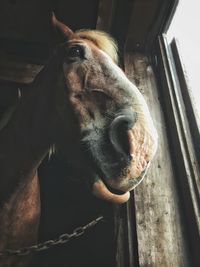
[0,14,158,267]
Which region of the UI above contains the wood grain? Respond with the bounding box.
[0,56,43,84]
[96,0,115,32]
[124,53,190,267]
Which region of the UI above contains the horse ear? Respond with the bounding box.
[51,12,73,41]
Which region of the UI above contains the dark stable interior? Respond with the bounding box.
[35,155,116,267]
[0,1,122,266]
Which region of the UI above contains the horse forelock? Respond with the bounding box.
[75,30,119,64]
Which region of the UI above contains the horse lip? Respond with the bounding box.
[92,178,130,204]
[89,155,131,195]
[101,178,126,195]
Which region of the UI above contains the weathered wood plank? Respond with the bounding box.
[125,0,176,53]
[0,56,43,84]
[125,53,190,267]
[96,0,115,31]
[156,36,200,265]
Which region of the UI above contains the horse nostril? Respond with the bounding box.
[109,113,137,160]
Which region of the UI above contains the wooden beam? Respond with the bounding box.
[0,56,43,84]
[96,0,115,31]
[125,0,177,53]
[124,53,190,266]
[154,35,200,265]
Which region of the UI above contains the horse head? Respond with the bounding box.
[52,14,158,203]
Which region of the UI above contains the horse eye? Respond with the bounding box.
[67,46,84,59]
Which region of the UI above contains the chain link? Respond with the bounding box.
[0,216,103,257]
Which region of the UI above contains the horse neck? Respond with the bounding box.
[0,54,65,205]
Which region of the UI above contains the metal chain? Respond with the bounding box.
[0,216,104,257]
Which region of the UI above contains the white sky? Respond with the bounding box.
[167,0,200,113]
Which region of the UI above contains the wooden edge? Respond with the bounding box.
[0,57,43,84]
[113,198,139,267]
[125,0,178,53]
[154,34,200,266]
[96,0,115,31]
[171,39,200,165]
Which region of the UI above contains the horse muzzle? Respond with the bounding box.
[91,111,158,204]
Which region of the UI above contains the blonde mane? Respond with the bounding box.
[75,30,119,64]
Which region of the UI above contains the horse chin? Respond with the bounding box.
[91,157,149,204]
[92,178,130,204]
